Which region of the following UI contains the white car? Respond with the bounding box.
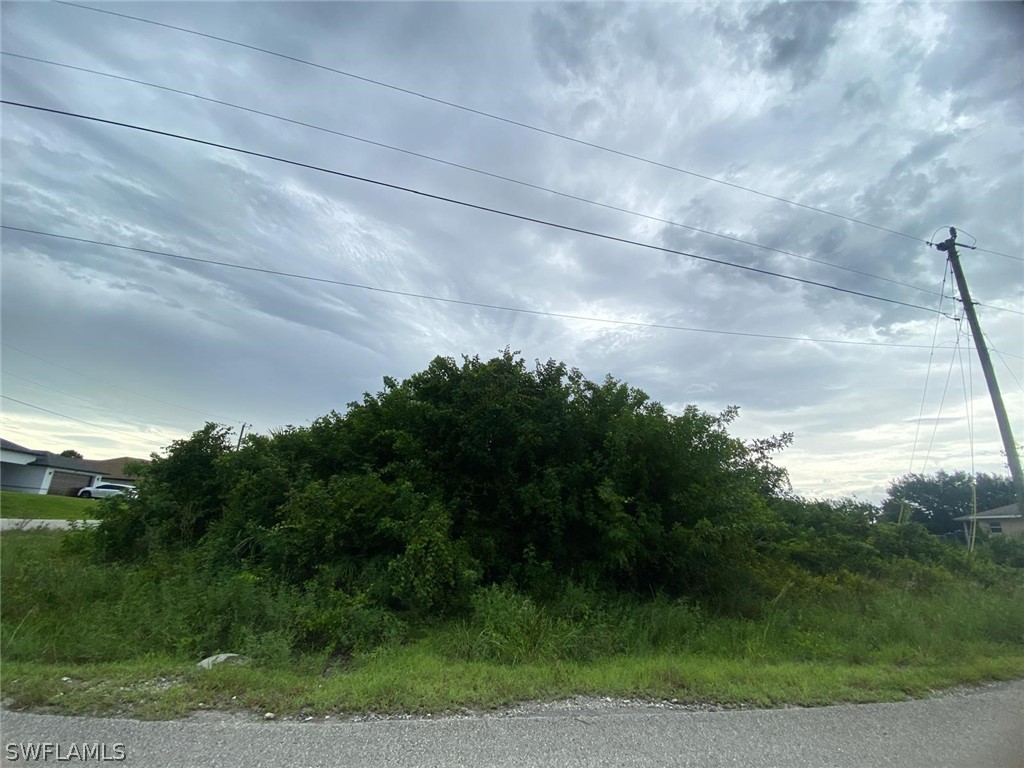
[78,483,136,499]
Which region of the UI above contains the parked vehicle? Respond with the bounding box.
[77,483,136,499]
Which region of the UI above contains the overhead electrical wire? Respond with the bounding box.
[1,369,206,433]
[956,326,975,480]
[978,303,1024,317]
[921,334,961,474]
[0,52,949,303]
[932,226,1022,262]
[1,100,944,316]
[983,328,1024,393]
[927,227,1022,263]
[908,261,951,474]
[1,394,154,442]
[954,319,978,554]
[1,342,244,424]
[990,348,1024,361]
[3,224,949,351]
[972,246,1020,261]
[7,56,1019,318]
[4,369,131,409]
[47,0,1024,263]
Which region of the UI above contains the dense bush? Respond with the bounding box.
[81,350,1020,662]
[94,351,793,609]
[766,496,969,579]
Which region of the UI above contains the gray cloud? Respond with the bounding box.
[1,1,1020,501]
[531,5,613,86]
[745,1,857,87]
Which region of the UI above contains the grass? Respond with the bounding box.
[0,490,96,520]
[4,646,1022,721]
[2,529,1023,720]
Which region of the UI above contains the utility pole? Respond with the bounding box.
[935,227,1024,511]
[235,423,248,451]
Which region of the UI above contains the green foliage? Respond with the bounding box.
[59,449,83,460]
[91,423,237,560]
[4,530,1023,709]
[766,496,974,582]
[769,497,881,575]
[292,578,408,659]
[75,350,1023,666]
[978,535,1024,569]
[445,585,582,664]
[882,470,1015,535]
[437,584,709,664]
[0,533,403,664]
[92,351,796,615]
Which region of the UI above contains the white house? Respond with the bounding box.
[0,439,104,496]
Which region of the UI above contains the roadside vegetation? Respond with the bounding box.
[2,351,1022,718]
[0,490,95,520]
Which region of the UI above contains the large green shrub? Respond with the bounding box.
[95,352,792,611]
[88,350,1016,642]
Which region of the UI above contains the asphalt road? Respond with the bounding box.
[2,682,1021,767]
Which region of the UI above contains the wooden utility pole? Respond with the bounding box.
[935,227,1024,511]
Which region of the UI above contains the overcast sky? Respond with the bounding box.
[2,1,1022,503]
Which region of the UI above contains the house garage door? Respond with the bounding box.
[48,471,92,497]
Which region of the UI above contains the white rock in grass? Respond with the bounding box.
[197,653,248,669]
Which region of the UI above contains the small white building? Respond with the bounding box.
[1,439,104,496]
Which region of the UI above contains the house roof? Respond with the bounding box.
[1,439,126,475]
[953,502,1024,522]
[0,438,40,454]
[28,451,107,474]
[86,457,146,479]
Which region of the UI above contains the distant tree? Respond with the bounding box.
[882,470,1016,535]
[59,449,83,460]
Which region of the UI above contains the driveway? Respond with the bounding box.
[0,518,98,532]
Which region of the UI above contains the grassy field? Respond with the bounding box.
[2,529,1023,720]
[0,490,97,520]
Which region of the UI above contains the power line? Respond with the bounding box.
[1,342,243,424]
[983,328,1024,394]
[974,247,1023,262]
[993,349,1024,362]
[925,231,1023,264]
[0,52,950,302]
[1,369,198,431]
[47,1,1019,261]
[3,370,121,409]
[909,261,950,474]
[1,100,944,316]
[974,303,1024,317]
[1,394,155,442]
[3,224,948,351]
[921,335,961,474]
[956,325,975,478]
